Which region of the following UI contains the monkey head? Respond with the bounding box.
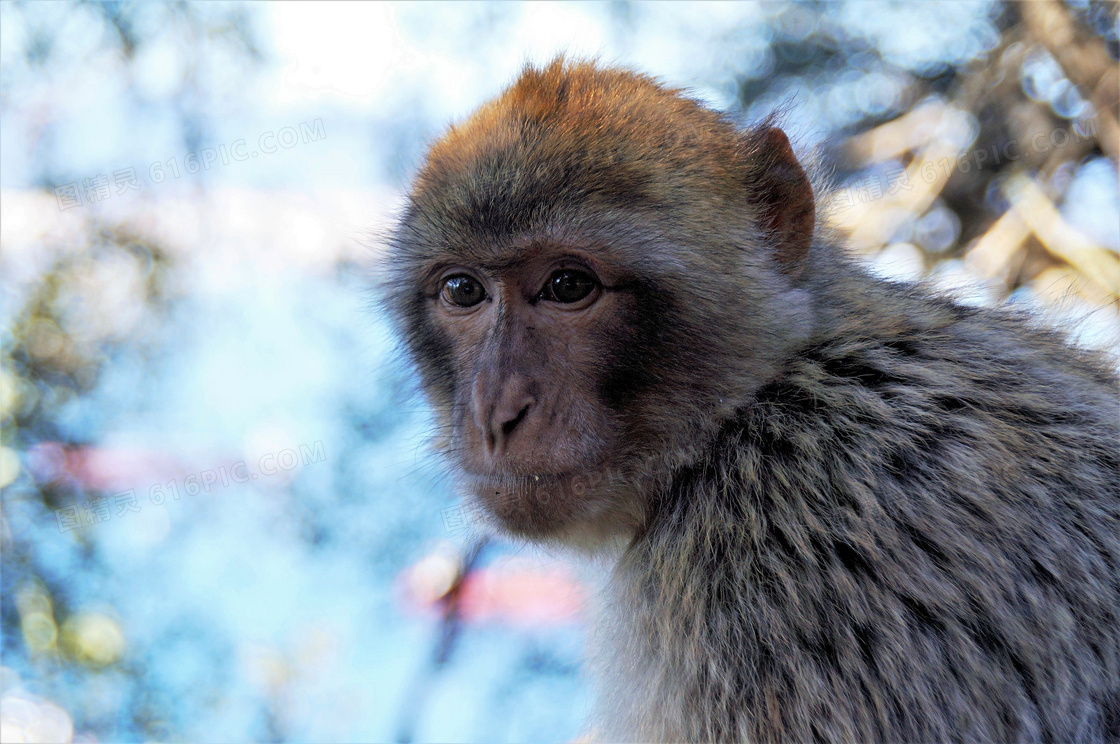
[386,60,815,543]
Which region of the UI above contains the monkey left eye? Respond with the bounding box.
[541,269,599,304]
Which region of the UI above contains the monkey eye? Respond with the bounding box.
[440,274,487,307]
[541,269,599,304]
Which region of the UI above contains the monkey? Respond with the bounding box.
[384,59,1120,743]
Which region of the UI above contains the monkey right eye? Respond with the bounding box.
[440,275,487,307]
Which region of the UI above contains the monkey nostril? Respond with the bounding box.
[501,404,531,438]
[479,380,536,455]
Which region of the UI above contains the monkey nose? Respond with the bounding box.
[487,398,535,455]
[473,381,536,456]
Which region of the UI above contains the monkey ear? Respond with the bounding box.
[747,127,815,279]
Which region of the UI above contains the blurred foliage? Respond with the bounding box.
[0,0,265,188]
[2,225,181,740]
[832,2,1118,309]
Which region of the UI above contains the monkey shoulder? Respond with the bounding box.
[622,298,1120,744]
[744,296,1119,493]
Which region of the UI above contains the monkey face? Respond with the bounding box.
[412,244,647,539]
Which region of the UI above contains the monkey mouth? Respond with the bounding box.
[461,463,631,541]
[458,451,601,482]
[462,459,612,485]
[463,462,624,503]
[463,472,590,538]
[462,469,569,488]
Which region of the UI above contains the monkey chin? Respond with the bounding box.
[465,467,633,545]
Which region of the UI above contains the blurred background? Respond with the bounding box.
[0,1,1117,742]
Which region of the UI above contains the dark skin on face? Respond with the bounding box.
[420,245,643,537]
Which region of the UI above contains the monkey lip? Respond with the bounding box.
[463,469,572,484]
[462,461,611,487]
[459,453,601,483]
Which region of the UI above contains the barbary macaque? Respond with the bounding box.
[385,59,1120,742]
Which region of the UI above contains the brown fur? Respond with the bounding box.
[385,59,1120,743]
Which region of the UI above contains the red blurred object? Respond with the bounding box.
[399,553,586,627]
[28,442,191,491]
[62,446,182,490]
